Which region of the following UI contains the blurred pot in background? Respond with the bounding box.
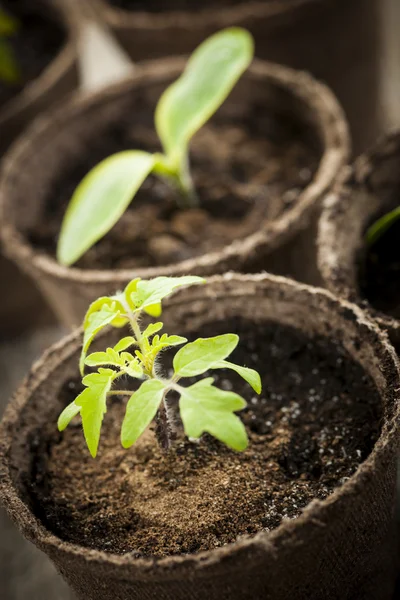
[91,0,382,154]
[0,0,78,338]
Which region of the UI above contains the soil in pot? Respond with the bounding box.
[359,217,400,320]
[0,0,65,109]
[108,0,260,12]
[31,317,381,558]
[27,85,319,271]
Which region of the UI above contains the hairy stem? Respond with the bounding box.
[155,392,176,452]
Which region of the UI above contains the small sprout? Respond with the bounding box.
[58,276,261,457]
[57,27,254,266]
[366,206,400,247]
[0,9,21,85]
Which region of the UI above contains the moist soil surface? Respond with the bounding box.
[109,0,264,12]
[359,218,400,320]
[0,1,64,109]
[31,318,382,558]
[27,94,318,271]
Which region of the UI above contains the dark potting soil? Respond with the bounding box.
[27,92,318,270]
[31,318,381,558]
[0,1,65,108]
[109,0,261,12]
[359,218,400,320]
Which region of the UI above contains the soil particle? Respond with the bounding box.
[27,96,318,270]
[31,318,382,558]
[0,0,64,108]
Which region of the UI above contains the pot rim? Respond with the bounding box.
[95,0,312,31]
[0,0,77,128]
[0,56,350,285]
[0,272,398,579]
[317,131,400,336]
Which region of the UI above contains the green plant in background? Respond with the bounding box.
[366,207,400,246]
[57,27,254,267]
[58,276,261,457]
[0,8,21,84]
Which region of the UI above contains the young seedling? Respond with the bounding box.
[0,8,21,85]
[57,27,254,267]
[58,276,261,457]
[366,206,400,246]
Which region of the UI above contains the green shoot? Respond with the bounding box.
[58,275,261,457]
[57,28,254,267]
[366,206,400,247]
[0,9,21,85]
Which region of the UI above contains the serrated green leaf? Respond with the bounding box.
[126,359,144,379]
[179,378,248,451]
[155,28,253,167]
[114,336,136,352]
[129,276,205,315]
[57,151,156,266]
[80,303,125,375]
[173,334,238,378]
[121,379,166,448]
[85,347,123,369]
[0,39,20,84]
[57,402,81,431]
[83,296,127,329]
[366,207,400,246]
[143,322,164,338]
[76,369,114,458]
[213,360,262,394]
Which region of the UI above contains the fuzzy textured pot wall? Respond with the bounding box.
[317,132,400,348]
[0,274,399,600]
[94,0,381,154]
[0,57,349,329]
[0,0,78,337]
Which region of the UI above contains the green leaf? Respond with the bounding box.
[129,276,205,315]
[173,334,238,378]
[125,359,144,379]
[179,378,248,451]
[0,39,20,84]
[80,302,125,375]
[76,369,115,458]
[0,9,19,36]
[58,402,81,431]
[83,296,127,329]
[85,348,122,368]
[155,28,253,167]
[121,379,166,448]
[114,336,137,352]
[143,322,164,339]
[213,360,262,394]
[57,151,156,266]
[366,207,400,246]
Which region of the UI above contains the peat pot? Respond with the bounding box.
[93,0,381,153]
[317,132,400,350]
[0,56,349,328]
[0,0,78,337]
[0,273,399,600]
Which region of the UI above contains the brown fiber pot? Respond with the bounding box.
[93,0,381,154]
[317,132,400,349]
[0,0,78,338]
[0,56,349,329]
[0,272,399,600]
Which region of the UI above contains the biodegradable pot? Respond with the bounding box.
[93,0,381,154]
[0,0,79,338]
[0,273,399,600]
[317,132,400,348]
[0,56,349,329]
